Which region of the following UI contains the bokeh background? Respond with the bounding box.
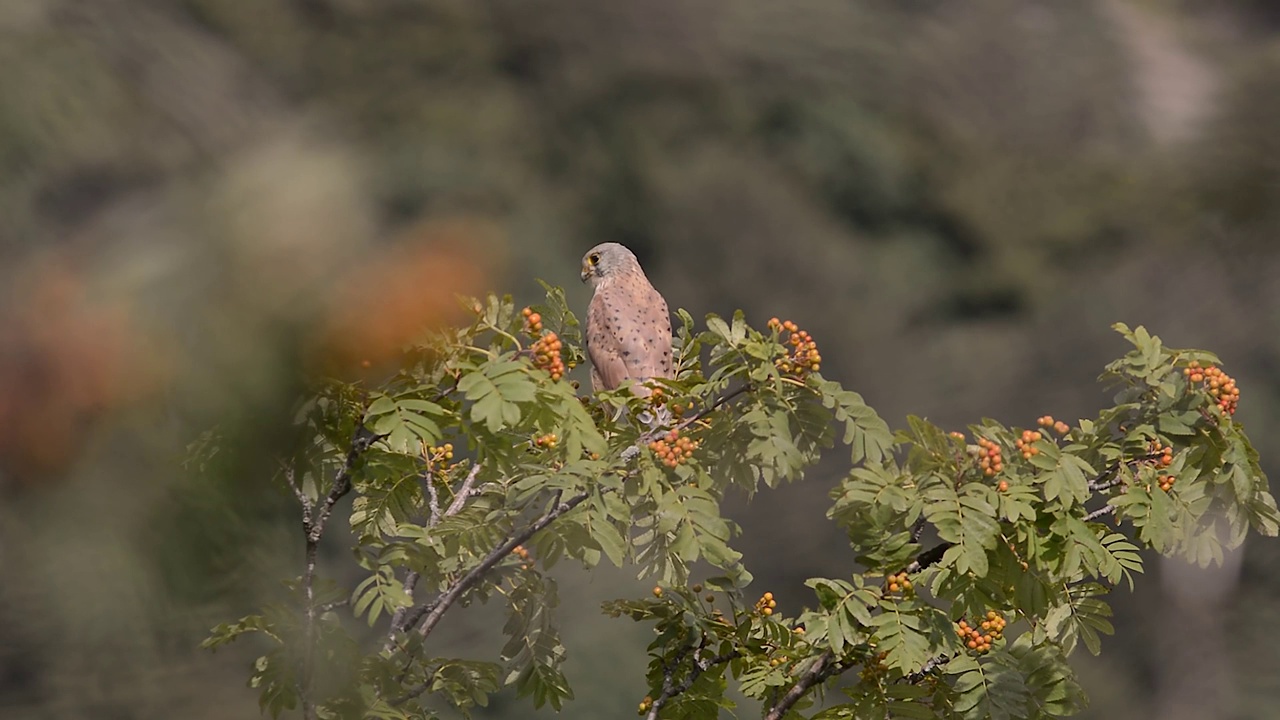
[3,1,1280,718]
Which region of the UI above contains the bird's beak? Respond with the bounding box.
[580,264,591,282]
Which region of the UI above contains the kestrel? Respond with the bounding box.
[580,243,673,396]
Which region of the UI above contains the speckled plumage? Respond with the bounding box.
[579,243,672,395]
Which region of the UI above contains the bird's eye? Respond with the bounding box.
[588,253,599,265]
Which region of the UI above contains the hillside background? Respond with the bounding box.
[2,1,1279,718]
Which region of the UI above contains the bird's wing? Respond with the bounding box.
[601,277,672,388]
[631,283,672,381]
[586,289,633,392]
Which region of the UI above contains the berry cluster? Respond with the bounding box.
[885,571,913,595]
[521,307,544,334]
[522,307,566,380]
[649,429,700,468]
[532,332,565,381]
[768,653,791,668]
[511,544,532,570]
[1147,439,1174,468]
[1184,361,1239,415]
[426,442,455,463]
[1157,474,1176,493]
[768,318,821,376]
[637,695,654,715]
[1036,415,1070,435]
[976,436,1003,477]
[1015,430,1044,460]
[756,591,777,616]
[956,611,1006,653]
[533,433,559,449]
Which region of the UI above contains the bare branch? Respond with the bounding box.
[282,460,311,511]
[1084,504,1117,522]
[388,677,433,707]
[764,651,846,720]
[299,424,370,720]
[385,571,421,648]
[399,490,589,638]
[445,463,482,517]
[645,647,738,720]
[905,541,953,575]
[425,471,442,527]
[904,653,949,683]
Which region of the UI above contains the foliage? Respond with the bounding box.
[203,286,1275,719]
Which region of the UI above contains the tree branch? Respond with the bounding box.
[763,651,846,720]
[445,463,482,516]
[1084,504,1117,522]
[399,490,590,638]
[904,653,950,683]
[388,677,434,708]
[645,647,738,720]
[905,541,953,575]
[387,463,481,646]
[299,424,371,720]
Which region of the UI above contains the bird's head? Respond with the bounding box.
[580,243,640,288]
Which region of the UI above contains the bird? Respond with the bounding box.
[579,242,673,398]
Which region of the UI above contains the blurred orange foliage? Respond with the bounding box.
[0,255,157,483]
[310,217,499,375]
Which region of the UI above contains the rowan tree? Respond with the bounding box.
[203,285,1277,719]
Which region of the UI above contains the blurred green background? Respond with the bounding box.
[2,1,1279,718]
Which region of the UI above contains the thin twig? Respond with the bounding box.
[388,677,433,707]
[385,571,421,649]
[316,598,350,613]
[425,471,441,527]
[445,464,482,517]
[1084,504,1116,522]
[282,461,309,510]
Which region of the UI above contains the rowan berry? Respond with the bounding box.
[956,610,1006,654]
[424,442,455,465]
[529,329,566,380]
[1184,361,1240,414]
[885,571,913,595]
[998,480,1009,492]
[1015,430,1044,460]
[976,437,1003,476]
[652,586,663,598]
[648,428,700,468]
[533,433,558,449]
[771,319,821,376]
